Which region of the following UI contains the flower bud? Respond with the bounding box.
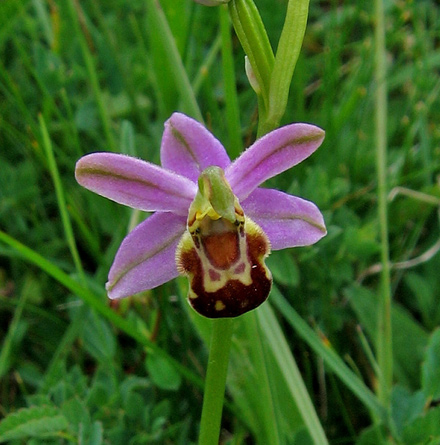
[245,56,261,95]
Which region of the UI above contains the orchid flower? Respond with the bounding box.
[75,113,326,318]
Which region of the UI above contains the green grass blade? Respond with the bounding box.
[38,114,86,284]
[374,0,393,408]
[220,5,242,159]
[0,230,203,390]
[257,303,329,444]
[0,283,29,379]
[271,287,386,422]
[87,1,148,133]
[145,0,202,122]
[0,60,39,139]
[241,312,281,445]
[65,0,116,152]
[41,304,89,392]
[192,35,222,95]
[32,0,54,47]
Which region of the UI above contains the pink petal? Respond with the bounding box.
[226,123,325,200]
[242,188,326,250]
[106,212,186,299]
[160,113,231,182]
[75,152,197,215]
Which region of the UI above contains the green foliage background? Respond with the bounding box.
[1,0,440,443]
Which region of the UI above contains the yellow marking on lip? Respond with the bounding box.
[215,300,226,311]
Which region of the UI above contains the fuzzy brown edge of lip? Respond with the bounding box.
[181,228,272,318]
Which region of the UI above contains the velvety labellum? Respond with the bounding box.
[177,215,272,318]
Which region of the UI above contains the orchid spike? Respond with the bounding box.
[75,112,326,318]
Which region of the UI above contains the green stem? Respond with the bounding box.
[220,5,242,159]
[264,0,310,135]
[198,318,235,445]
[374,0,392,408]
